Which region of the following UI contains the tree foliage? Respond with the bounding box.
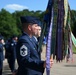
[71,10,76,37]
[0,9,19,39]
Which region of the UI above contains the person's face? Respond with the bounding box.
[14,37,18,42]
[37,26,41,37]
[1,39,4,43]
[31,24,39,36]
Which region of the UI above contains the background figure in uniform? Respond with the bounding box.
[5,35,18,75]
[36,26,42,41]
[16,16,53,75]
[0,35,4,75]
[32,24,42,53]
[32,17,42,42]
[33,25,41,42]
[5,38,11,59]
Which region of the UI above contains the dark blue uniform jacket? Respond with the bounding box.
[10,40,17,59]
[16,32,44,75]
[0,43,4,69]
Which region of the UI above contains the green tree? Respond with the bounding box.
[71,10,76,37]
[0,9,19,39]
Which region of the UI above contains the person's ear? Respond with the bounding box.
[28,25,32,31]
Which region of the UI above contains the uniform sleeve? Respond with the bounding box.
[0,44,3,52]
[18,41,45,73]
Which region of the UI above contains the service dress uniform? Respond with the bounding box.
[16,32,45,75]
[8,39,17,72]
[0,40,4,75]
[5,37,17,73]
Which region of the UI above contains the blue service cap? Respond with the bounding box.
[12,35,17,38]
[20,16,39,24]
[33,17,42,27]
[36,19,42,27]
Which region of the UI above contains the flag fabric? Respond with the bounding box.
[56,0,64,61]
[51,0,58,57]
[38,0,53,52]
[64,0,68,27]
[43,0,73,60]
[68,32,73,61]
[71,32,76,47]
[38,0,74,74]
[64,0,69,58]
[67,8,73,61]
